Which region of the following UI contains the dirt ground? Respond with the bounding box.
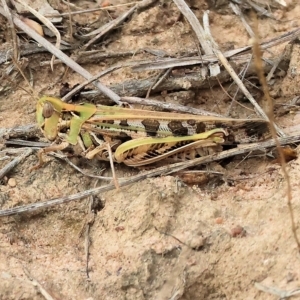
[1,0,300,299]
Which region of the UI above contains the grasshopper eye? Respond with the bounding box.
[42,102,54,118]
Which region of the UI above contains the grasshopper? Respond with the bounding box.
[35,96,269,168]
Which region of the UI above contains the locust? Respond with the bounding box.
[35,96,270,169]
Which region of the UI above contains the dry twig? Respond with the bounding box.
[0,124,40,140]
[23,267,55,300]
[0,148,32,180]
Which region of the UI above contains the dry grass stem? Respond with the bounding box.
[251,14,300,251]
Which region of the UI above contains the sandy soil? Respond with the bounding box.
[1,0,300,299]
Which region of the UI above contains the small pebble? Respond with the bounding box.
[231,225,246,237]
[8,178,16,187]
[215,217,224,224]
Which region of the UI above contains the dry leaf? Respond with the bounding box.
[22,17,44,36]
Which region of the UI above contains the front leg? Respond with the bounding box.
[31,141,70,170]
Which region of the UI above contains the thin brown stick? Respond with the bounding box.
[145,69,165,98]
[106,143,120,189]
[251,14,300,251]
[151,68,173,90]
[83,180,97,279]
